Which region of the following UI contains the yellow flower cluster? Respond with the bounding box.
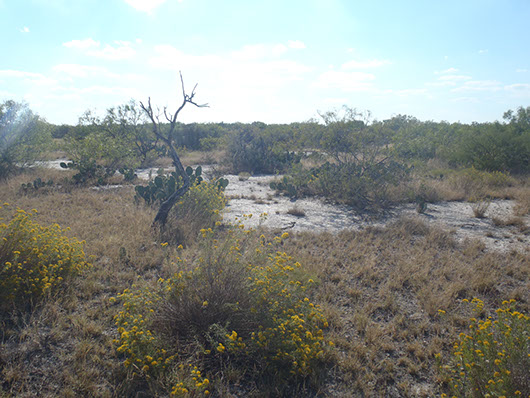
[243,248,329,377]
[112,285,175,378]
[0,207,90,310]
[169,364,210,396]
[439,298,529,397]
[112,222,332,395]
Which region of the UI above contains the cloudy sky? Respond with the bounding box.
[1,0,529,125]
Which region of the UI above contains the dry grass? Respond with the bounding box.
[512,182,530,216]
[180,149,225,166]
[1,166,529,397]
[471,199,491,218]
[0,167,174,397]
[283,217,529,397]
[387,168,529,209]
[287,206,306,217]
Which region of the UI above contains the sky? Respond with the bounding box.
[1,0,529,125]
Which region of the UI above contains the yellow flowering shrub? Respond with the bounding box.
[113,223,332,395]
[0,205,90,312]
[438,298,529,397]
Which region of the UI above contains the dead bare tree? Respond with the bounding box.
[140,72,208,227]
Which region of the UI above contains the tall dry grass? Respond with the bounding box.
[283,217,529,397]
[1,166,528,397]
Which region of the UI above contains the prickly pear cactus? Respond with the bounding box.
[134,167,226,206]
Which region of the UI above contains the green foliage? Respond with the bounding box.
[273,160,409,211]
[118,167,137,182]
[270,176,300,198]
[312,161,409,210]
[391,119,459,161]
[278,107,410,210]
[60,159,116,185]
[198,136,221,151]
[226,125,301,174]
[134,167,203,206]
[135,166,228,208]
[438,298,529,397]
[447,108,530,173]
[61,101,161,185]
[51,124,71,139]
[0,100,51,179]
[0,206,90,313]
[112,226,331,395]
[20,177,54,194]
[173,122,226,151]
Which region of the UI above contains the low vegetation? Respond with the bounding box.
[0,100,528,396]
[0,205,90,313]
[438,298,529,397]
[113,227,331,396]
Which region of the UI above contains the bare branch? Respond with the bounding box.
[139,74,207,227]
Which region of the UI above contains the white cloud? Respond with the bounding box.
[0,69,56,86]
[63,39,136,60]
[146,43,314,123]
[323,97,349,104]
[394,88,428,96]
[516,68,528,73]
[438,74,472,82]
[451,80,502,92]
[52,64,118,79]
[151,45,225,70]
[150,44,311,88]
[435,67,459,74]
[427,74,471,87]
[20,26,29,33]
[0,90,13,98]
[315,70,375,92]
[505,83,530,90]
[341,59,390,69]
[452,97,479,103]
[426,81,456,87]
[231,43,289,60]
[123,0,168,13]
[287,40,306,49]
[47,84,142,102]
[505,83,530,97]
[63,38,100,49]
[87,43,136,60]
[478,49,488,54]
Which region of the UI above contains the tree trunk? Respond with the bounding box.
[152,138,190,227]
[140,72,208,228]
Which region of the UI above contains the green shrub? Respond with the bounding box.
[62,129,138,185]
[226,128,300,174]
[438,298,529,397]
[450,118,529,174]
[0,205,90,312]
[112,226,331,395]
[0,100,51,179]
[273,160,409,211]
[163,179,227,245]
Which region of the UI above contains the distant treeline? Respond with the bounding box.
[2,99,529,182]
[49,104,529,174]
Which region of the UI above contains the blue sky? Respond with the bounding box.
[1,0,529,125]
